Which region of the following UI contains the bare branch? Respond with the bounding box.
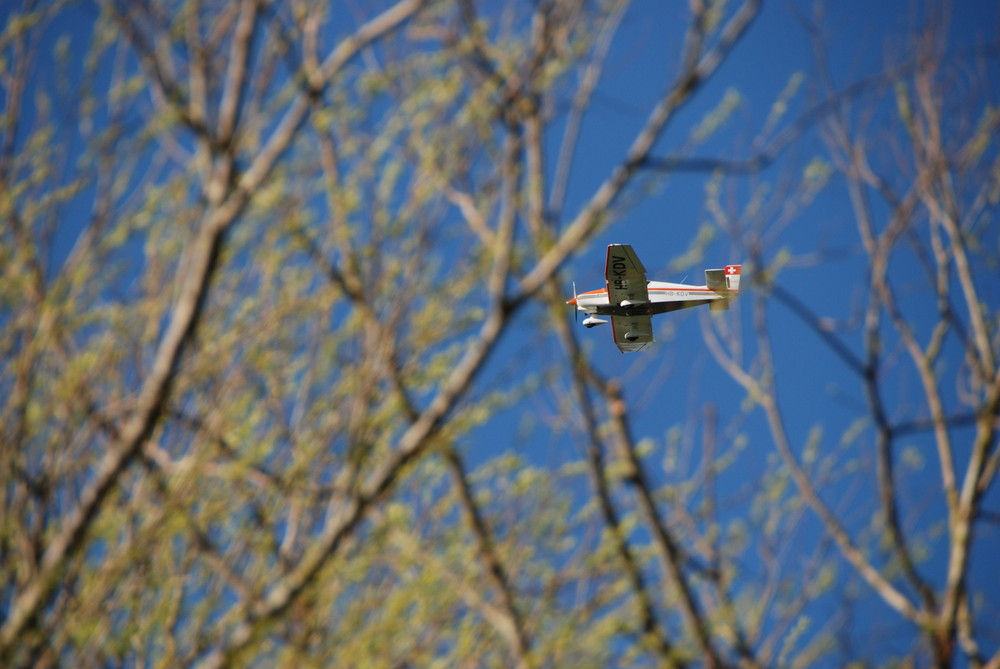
[443,447,533,668]
[548,0,629,219]
[216,0,259,147]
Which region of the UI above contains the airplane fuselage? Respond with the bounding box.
[573,281,737,317]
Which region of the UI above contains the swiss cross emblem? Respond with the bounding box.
[726,265,738,274]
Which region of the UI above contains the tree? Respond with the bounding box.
[1,0,997,667]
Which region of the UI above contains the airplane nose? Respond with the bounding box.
[567,297,577,305]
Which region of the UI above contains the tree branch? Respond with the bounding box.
[443,446,533,668]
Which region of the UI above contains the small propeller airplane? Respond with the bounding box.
[567,244,741,352]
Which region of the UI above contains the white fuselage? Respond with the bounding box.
[574,281,734,315]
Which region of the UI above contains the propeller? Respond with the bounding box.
[572,282,578,322]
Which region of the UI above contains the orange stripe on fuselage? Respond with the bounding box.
[577,287,737,296]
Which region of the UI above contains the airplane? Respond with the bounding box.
[567,244,741,352]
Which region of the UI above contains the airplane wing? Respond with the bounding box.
[605,244,649,307]
[611,315,653,353]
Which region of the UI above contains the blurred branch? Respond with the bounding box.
[443,446,533,668]
[547,0,629,220]
[908,62,1000,650]
[216,0,259,148]
[0,0,32,177]
[859,186,939,613]
[643,66,900,175]
[643,43,1000,177]
[602,379,735,669]
[768,284,865,377]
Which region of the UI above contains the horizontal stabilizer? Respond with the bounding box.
[706,265,741,292]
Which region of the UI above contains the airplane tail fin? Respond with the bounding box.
[724,265,741,292]
[706,265,741,293]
